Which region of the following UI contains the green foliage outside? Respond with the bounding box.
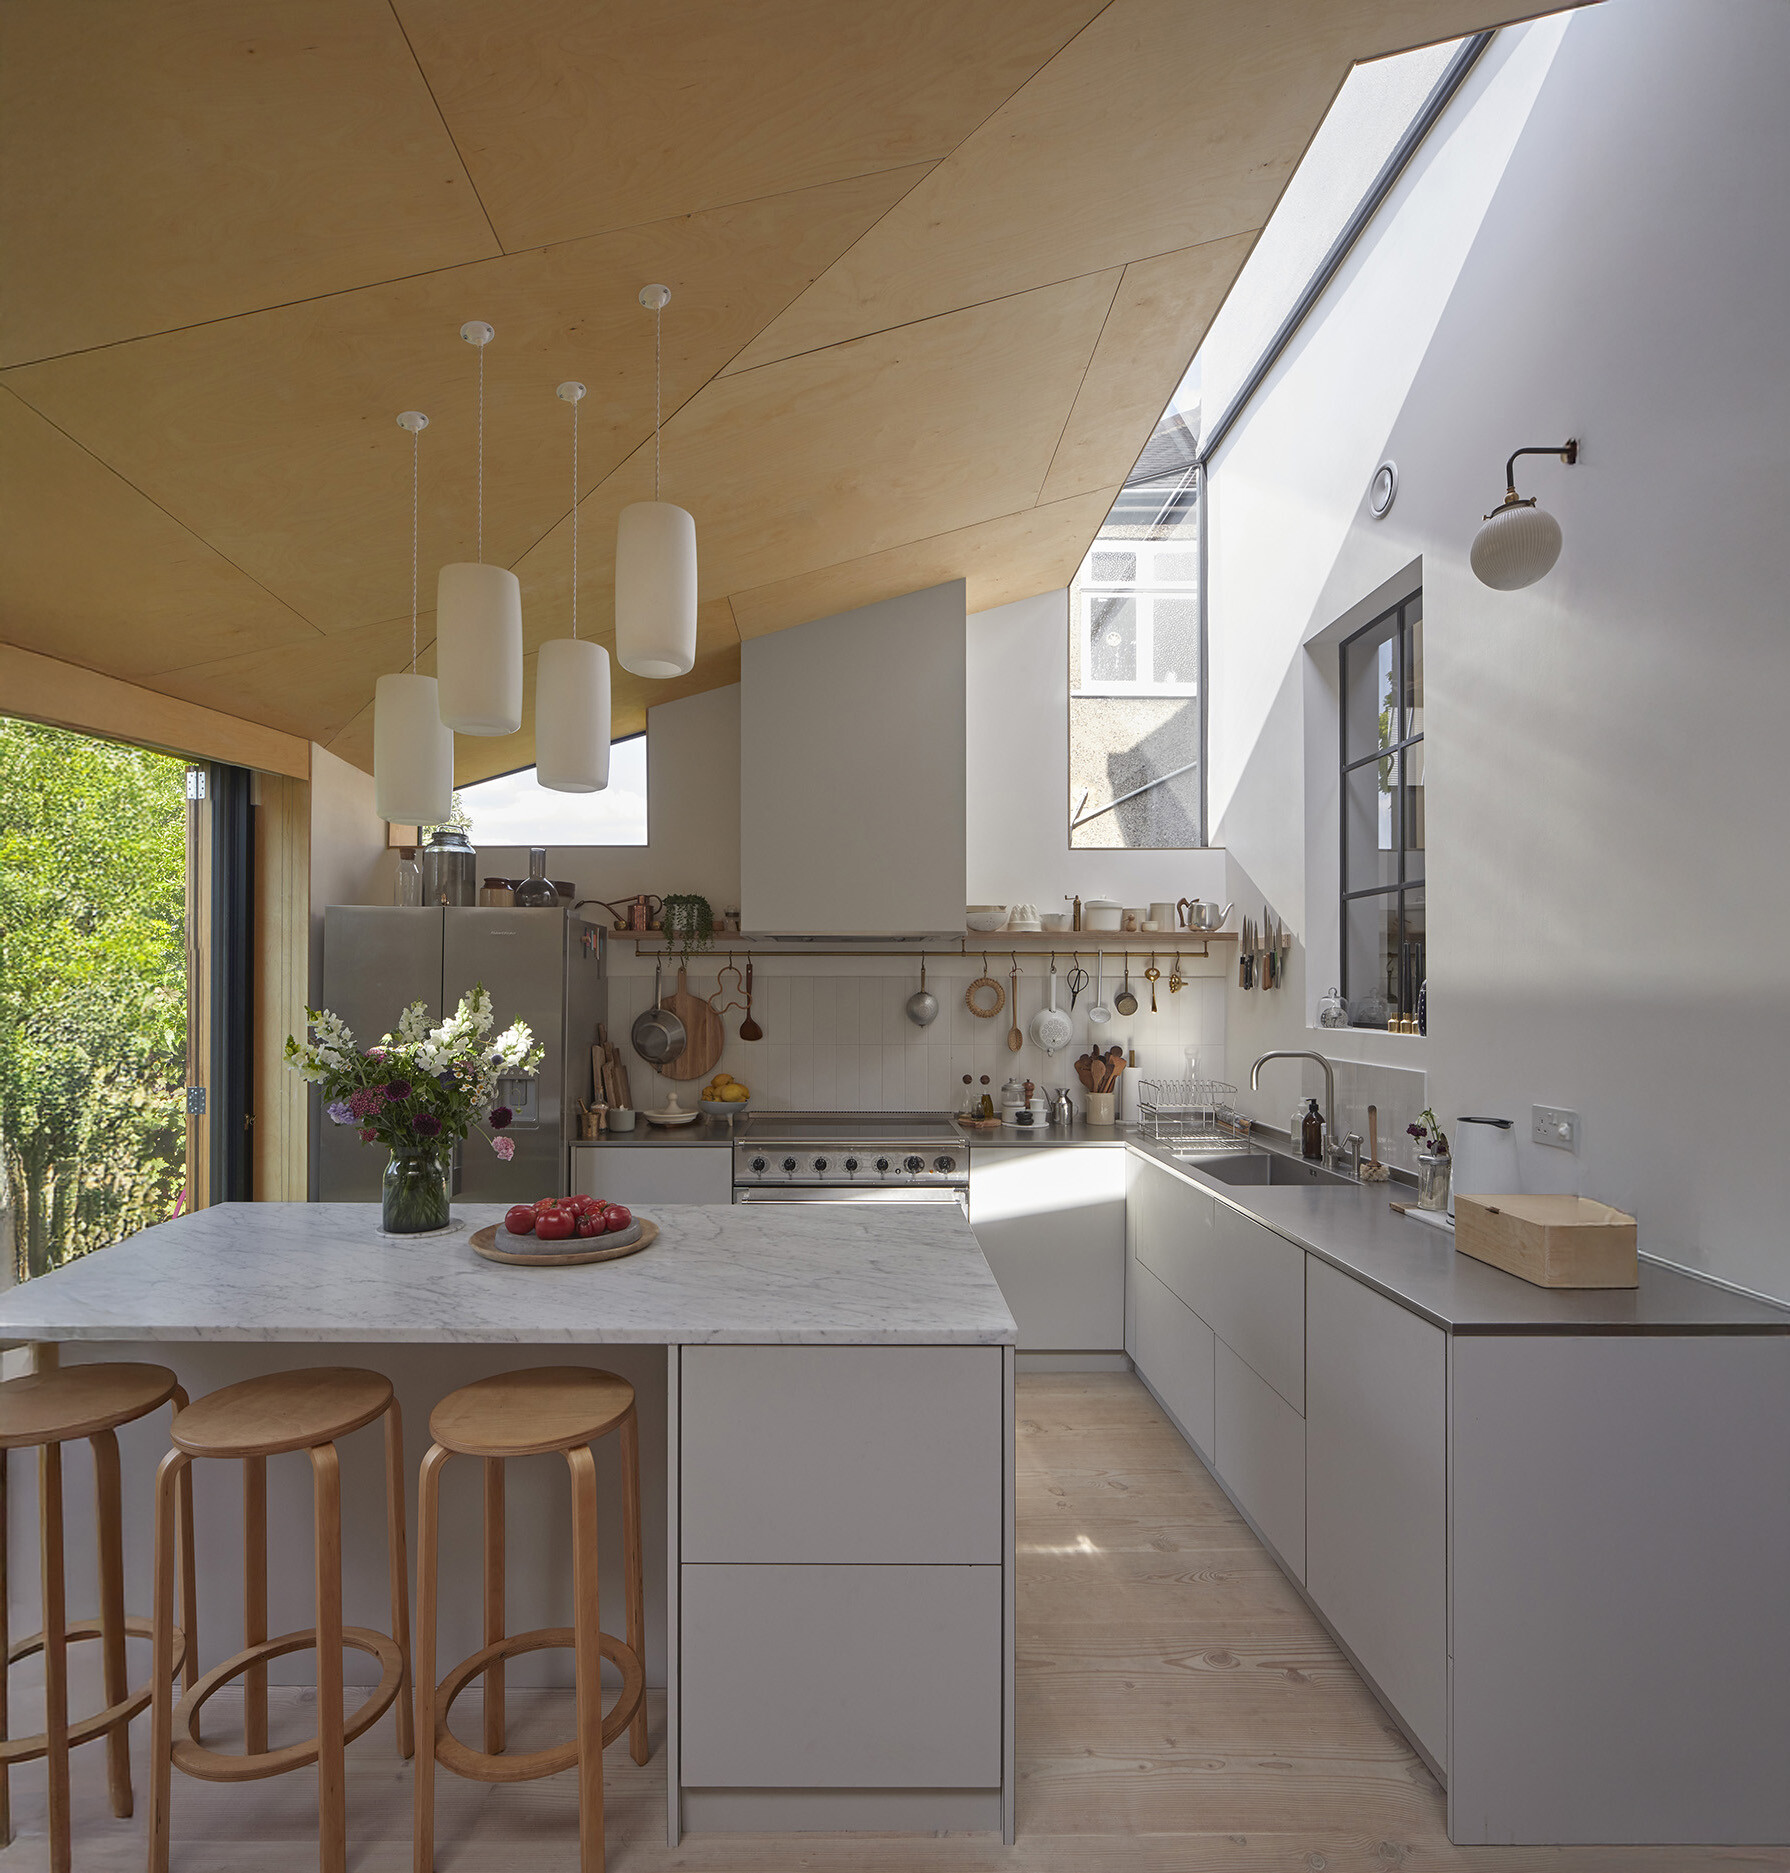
[0,718,188,1280]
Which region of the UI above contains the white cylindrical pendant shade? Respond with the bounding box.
[535,638,612,794]
[436,561,524,733]
[1471,502,1564,590]
[374,672,454,825]
[615,501,697,677]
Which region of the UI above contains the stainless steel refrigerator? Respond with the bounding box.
[317,906,606,1204]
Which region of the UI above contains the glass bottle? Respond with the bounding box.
[513,847,559,909]
[394,845,423,907]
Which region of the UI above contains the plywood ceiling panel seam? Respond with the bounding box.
[381,0,506,256]
[1030,269,1125,510]
[0,382,326,648]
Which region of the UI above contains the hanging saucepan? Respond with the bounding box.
[632,960,687,1066]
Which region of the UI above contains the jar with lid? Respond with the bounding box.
[513,847,559,909]
[1317,985,1347,1028]
[394,845,423,907]
[420,826,476,906]
[479,877,515,908]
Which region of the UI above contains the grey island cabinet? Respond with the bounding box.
[0,1199,1019,1845]
[1125,1147,1790,1847]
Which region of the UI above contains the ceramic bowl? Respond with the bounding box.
[966,906,1009,932]
[699,1098,751,1119]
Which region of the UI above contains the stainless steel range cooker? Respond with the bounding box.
[732,1112,966,1205]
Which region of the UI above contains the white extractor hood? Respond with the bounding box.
[740,581,966,937]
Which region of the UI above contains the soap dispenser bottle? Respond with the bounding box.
[1301,1097,1324,1162]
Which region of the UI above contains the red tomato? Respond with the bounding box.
[503,1205,537,1236]
[535,1209,575,1241]
[601,1204,632,1234]
[576,1213,606,1238]
[573,1194,601,1214]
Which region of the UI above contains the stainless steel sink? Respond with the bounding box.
[1196,1152,1353,1188]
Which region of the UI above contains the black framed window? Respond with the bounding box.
[1340,594,1424,1027]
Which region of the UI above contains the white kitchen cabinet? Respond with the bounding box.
[680,1563,1003,1788]
[1207,1203,1305,1414]
[572,1143,731,1206]
[681,1346,1003,1563]
[969,1146,1127,1351]
[1305,1257,1447,1767]
[1130,1156,1217,1320]
[1131,1259,1215,1457]
[1214,1338,1305,1580]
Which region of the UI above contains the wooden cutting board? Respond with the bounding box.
[658,965,723,1083]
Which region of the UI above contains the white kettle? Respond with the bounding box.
[1449,1115,1521,1220]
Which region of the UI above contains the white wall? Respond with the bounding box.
[307,740,387,1003]
[1206,0,1790,1300]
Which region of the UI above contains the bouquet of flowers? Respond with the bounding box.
[285,986,543,1230]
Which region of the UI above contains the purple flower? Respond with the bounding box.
[359,1127,376,1143]
[347,1087,387,1119]
[1407,1122,1424,1139]
[489,1106,513,1130]
[326,1099,353,1125]
[491,1135,516,1161]
[413,1112,443,1137]
[385,1078,414,1102]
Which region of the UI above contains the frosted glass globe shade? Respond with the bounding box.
[374,673,454,825]
[436,561,523,733]
[535,638,612,794]
[615,501,697,677]
[1471,501,1563,590]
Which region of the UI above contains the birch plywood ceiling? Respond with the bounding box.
[0,0,1562,782]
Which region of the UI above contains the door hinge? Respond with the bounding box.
[186,1086,207,1116]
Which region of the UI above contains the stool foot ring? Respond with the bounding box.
[432,1626,644,1784]
[1,1618,189,1765]
[170,1626,403,1784]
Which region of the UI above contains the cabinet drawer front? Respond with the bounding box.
[680,1564,1003,1787]
[1133,1161,1218,1318]
[1209,1204,1305,1413]
[1132,1261,1215,1457]
[574,1144,732,1206]
[682,1346,1004,1563]
[1215,1338,1306,1580]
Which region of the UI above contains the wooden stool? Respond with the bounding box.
[146,1367,414,1873]
[0,1361,196,1873]
[414,1366,647,1873]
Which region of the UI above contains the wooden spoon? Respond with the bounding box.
[1008,960,1023,1052]
[739,958,763,1041]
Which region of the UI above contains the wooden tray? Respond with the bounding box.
[1454,1194,1637,1289]
[471,1218,658,1268]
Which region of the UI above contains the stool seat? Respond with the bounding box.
[0,1363,179,1448]
[172,1366,393,1458]
[427,1366,634,1458]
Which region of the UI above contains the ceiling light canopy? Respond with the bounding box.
[437,320,525,734]
[375,411,454,825]
[1471,440,1578,590]
[535,381,613,795]
[615,284,698,679]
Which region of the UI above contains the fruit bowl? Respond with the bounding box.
[700,1097,751,1120]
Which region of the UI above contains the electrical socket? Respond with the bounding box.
[1532,1104,1579,1151]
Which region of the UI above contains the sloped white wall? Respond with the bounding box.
[1206,0,1790,1300]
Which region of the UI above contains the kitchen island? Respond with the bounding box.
[0,1201,1018,1844]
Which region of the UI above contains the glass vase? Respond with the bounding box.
[382,1147,450,1234]
[1416,1151,1451,1213]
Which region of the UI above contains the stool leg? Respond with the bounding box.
[242,1454,268,1757]
[619,1406,649,1765]
[147,1448,189,1873]
[413,1444,449,1873]
[311,1441,346,1873]
[567,1445,605,1873]
[90,1427,133,1817]
[483,1456,505,1756]
[39,1441,70,1873]
[383,1398,415,1760]
[170,1386,198,1700]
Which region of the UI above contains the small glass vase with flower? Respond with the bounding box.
[1407,1107,1451,1212]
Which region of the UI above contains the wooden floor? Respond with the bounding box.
[2,1372,1783,1871]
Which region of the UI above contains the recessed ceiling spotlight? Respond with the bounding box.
[1369,460,1398,519]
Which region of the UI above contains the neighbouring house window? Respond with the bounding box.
[457,732,648,846]
[1340,593,1424,1026]
[1069,414,1203,847]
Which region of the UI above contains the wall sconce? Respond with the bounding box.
[1470,440,1578,589]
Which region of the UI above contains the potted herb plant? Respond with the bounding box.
[660,893,715,969]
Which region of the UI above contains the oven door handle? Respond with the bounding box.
[733,1184,966,1207]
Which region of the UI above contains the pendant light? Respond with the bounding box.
[615,284,697,678]
[375,411,455,826]
[436,320,524,733]
[1471,439,1578,590]
[535,381,613,794]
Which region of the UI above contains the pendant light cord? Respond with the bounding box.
[410,420,420,674]
[570,392,579,640]
[654,300,662,501]
[476,337,485,563]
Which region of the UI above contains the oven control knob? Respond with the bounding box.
[813,1157,828,1173]
[749,1156,767,1174]
[934,1155,957,1174]
[781,1157,798,1173]
[843,1157,859,1173]
[904,1155,924,1174]
[875,1157,891,1173]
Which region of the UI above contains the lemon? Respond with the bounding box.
[722,1084,749,1102]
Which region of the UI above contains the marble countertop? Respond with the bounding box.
[0,1202,1017,1347]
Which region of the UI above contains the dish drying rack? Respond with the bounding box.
[1135,1076,1249,1155]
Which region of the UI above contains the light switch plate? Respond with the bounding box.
[1532,1104,1579,1151]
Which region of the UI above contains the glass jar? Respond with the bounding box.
[479,877,515,907]
[394,845,423,907]
[420,826,477,906]
[513,847,559,909]
[1416,1151,1451,1212]
[382,1147,450,1234]
[1317,985,1347,1028]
